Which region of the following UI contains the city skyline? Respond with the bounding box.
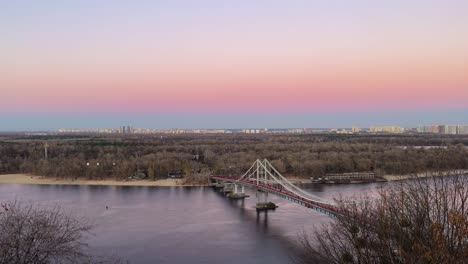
[55,124,468,135]
[1,109,468,131]
[1,1,468,129]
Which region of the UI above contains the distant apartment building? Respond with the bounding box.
[331,128,358,134]
[417,125,443,134]
[370,126,403,133]
[58,128,119,134]
[444,125,458,135]
[287,128,305,134]
[457,125,468,135]
[336,129,353,134]
[118,125,133,134]
[417,124,468,135]
[198,129,226,134]
[242,128,271,134]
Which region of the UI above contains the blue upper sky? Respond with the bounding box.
[1,110,467,131]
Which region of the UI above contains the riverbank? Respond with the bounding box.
[383,170,468,181]
[2,170,466,187]
[294,170,468,184]
[0,174,208,187]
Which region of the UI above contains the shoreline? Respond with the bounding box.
[0,174,209,187]
[1,170,467,187]
[382,169,468,181]
[291,170,468,185]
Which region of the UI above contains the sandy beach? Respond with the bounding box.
[1,171,466,187]
[0,174,208,187]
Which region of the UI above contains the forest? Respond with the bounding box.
[0,133,467,183]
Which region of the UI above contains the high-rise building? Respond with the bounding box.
[370,126,403,133]
[417,125,444,134]
[437,125,445,134]
[444,125,458,135]
[417,124,468,135]
[457,125,468,135]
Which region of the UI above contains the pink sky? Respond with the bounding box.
[2,1,468,113]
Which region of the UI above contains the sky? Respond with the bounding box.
[1,0,468,130]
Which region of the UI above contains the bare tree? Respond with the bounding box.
[0,201,95,264]
[297,173,468,264]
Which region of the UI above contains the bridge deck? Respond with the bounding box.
[210,175,341,217]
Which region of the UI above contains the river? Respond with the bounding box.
[0,182,387,263]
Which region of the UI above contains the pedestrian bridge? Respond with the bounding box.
[210,159,341,217]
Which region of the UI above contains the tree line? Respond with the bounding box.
[0,134,467,181]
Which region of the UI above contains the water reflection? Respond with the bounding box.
[256,211,269,229]
[0,182,388,264]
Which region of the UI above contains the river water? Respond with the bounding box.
[0,182,387,263]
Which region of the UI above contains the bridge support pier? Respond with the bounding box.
[227,183,249,199]
[213,180,224,188]
[256,190,278,210]
[222,183,233,193]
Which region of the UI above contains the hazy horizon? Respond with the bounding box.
[1,109,468,131]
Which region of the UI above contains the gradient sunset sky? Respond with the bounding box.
[1,0,467,130]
